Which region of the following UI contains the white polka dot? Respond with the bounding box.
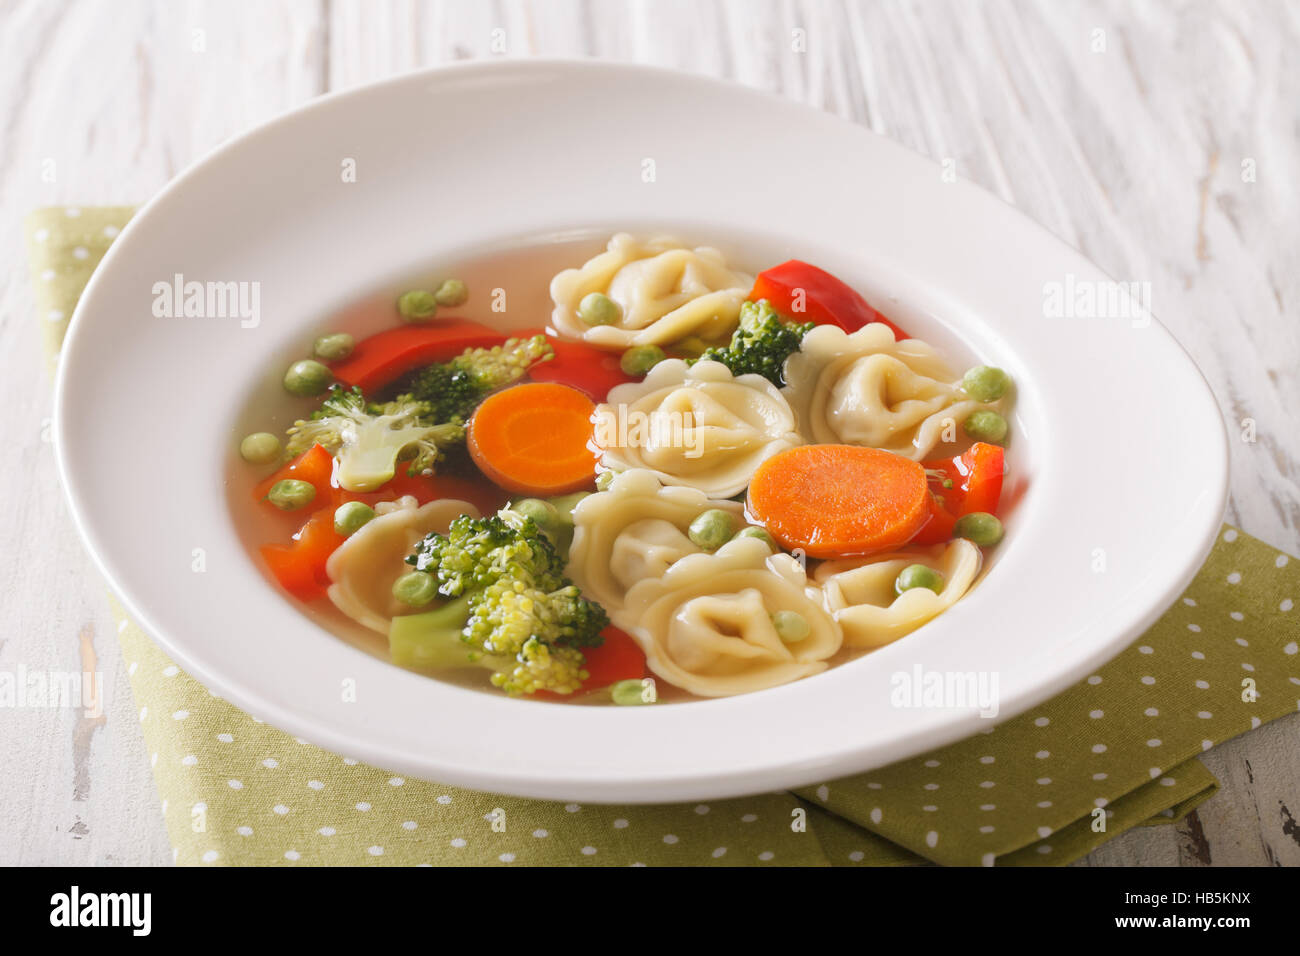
[236,826,253,836]
[564,803,581,813]
[273,804,289,815]
[1037,826,1051,838]
[924,783,939,791]
[1183,597,1197,606]
[1251,716,1261,729]
[866,782,882,790]
[262,758,278,769]
[1188,624,1202,633]
[1035,750,1050,759]
[216,733,233,743]
[1284,642,1298,655]
[1144,708,1159,716]
[1094,797,1108,808]
[1037,845,1052,855]
[869,807,883,824]
[1242,662,1256,672]
[1092,741,1108,753]
[1093,772,1108,781]
[448,838,466,848]
[1223,529,1238,542]
[613,818,628,828]
[979,755,995,764]
[1227,572,1241,584]
[695,804,712,814]
[923,759,941,768]
[1230,612,1244,622]
[388,777,404,787]
[1276,554,1289,568]
[285,850,300,861]
[1147,739,1162,747]
[979,826,995,834]
[580,846,596,855]
[663,834,678,844]
[498,852,513,862]
[1196,679,1210,689]
[201,850,218,863]
[1197,711,1213,719]
[1236,638,1250,647]
[355,802,371,812]
[980,804,996,811]
[1036,777,1052,785]
[1087,676,1102,686]
[1138,645,1153,654]
[1160,777,1176,787]
[1150,767,1163,778]
[368,846,384,856]
[741,813,758,823]
[46,309,64,323]
[172,710,189,720]
[712,847,727,858]
[1141,676,1156,685]
[1037,800,1052,808]
[1089,709,1104,719]
[815,785,829,801]
[307,780,324,790]
[402,821,417,831]
[923,805,938,812]
[40,268,55,281]
[982,852,996,866]
[532,829,547,838]
[103,225,120,238]
[758,850,775,861]
[319,827,336,836]
[436,795,451,804]
[33,228,49,242]
[1192,651,1205,659]
[980,780,996,788]
[848,850,864,861]
[228,779,243,790]
[1282,599,1294,612]
[1035,716,1051,725]
[923,831,938,848]
[1202,740,1213,751]
[343,758,358,765]
[72,246,89,260]
[181,754,197,766]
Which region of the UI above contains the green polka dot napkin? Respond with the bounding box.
[29,207,1300,866]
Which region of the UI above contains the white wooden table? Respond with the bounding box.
[2,0,1296,866]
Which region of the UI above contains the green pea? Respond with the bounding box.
[433,278,468,307]
[954,511,1004,547]
[734,526,777,550]
[578,292,621,327]
[963,409,1008,444]
[595,470,618,492]
[334,500,376,537]
[962,365,1011,403]
[688,509,736,551]
[267,479,316,511]
[771,610,811,643]
[397,289,438,321]
[620,345,666,377]
[312,332,355,361]
[611,678,655,706]
[548,491,591,520]
[895,564,945,596]
[283,359,333,397]
[392,571,438,608]
[239,432,281,465]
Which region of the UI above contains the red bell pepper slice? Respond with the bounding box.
[751,260,908,340]
[517,327,636,402]
[911,442,1005,545]
[327,320,507,393]
[259,506,344,601]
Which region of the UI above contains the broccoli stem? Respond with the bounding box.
[388,595,505,671]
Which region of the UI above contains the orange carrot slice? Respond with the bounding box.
[466,382,599,496]
[747,444,929,558]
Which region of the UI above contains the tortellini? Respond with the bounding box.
[783,323,987,460]
[594,359,801,499]
[325,496,479,635]
[617,537,843,698]
[814,539,982,648]
[566,469,744,611]
[550,234,752,348]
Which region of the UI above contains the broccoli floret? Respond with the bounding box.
[401,335,553,421]
[692,299,815,386]
[285,385,465,492]
[397,509,609,696]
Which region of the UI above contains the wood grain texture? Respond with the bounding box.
[1,0,1295,866]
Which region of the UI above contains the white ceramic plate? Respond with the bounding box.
[55,60,1227,802]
